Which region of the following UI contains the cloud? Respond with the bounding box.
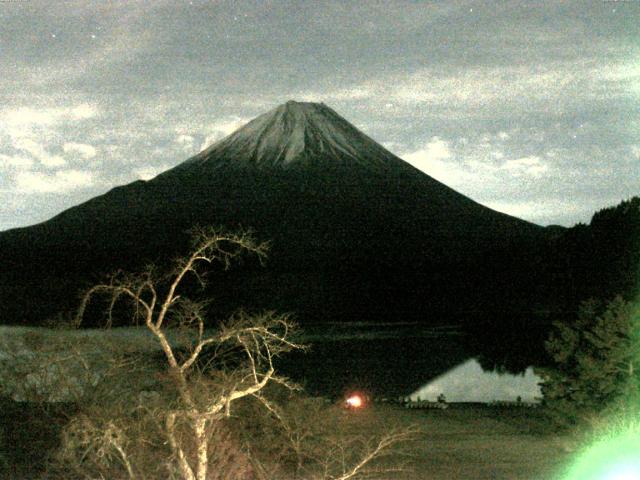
[597,60,640,98]
[133,164,171,181]
[402,136,452,164]
[0,104,100,169]
[0,104,101,186]
[390,66,565,109]
[16,169,94,194]
[402,134,551,187]
[199,117,249,150]
[484,198,587,226]
[398,133,563,225]
[3,107,59,128]
[175,134,194,145]
[3,1,161,92]
[13,138,66,167]
[402,137,468,186]
[298,86,375,103]
[0,154,34,168]
[502,156,548,178]
[68,104,98,120]
[174,134,195,152]
[1,104,98,132]
[63,142,97,159]
[303,57,637,120]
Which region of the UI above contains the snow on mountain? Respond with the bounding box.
[181,100,400,170]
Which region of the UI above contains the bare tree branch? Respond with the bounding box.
[72,228,300,480]
[66,227,415,480]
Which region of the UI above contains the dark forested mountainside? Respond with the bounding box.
[546,197,640,309]
[469,196,640,374]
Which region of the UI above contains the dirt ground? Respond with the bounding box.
[337,403,574,480]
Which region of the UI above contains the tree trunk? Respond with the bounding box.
[195,417,209,480]
[167,412,196,480]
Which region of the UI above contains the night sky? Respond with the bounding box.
[1,0,639,231]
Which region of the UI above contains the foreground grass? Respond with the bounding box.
[359,404,572,480]
[329,403,571,480]
[1,397,573,480]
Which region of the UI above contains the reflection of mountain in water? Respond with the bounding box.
[277,325,471,398]
[409,358,542,403]
[277,321,552,399]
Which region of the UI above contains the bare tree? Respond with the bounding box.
[312,427,419,480]
[75,227,304,480]
[60,227,420,480]
[261,396,420,480]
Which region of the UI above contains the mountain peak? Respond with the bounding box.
[182,101,400,170]
[283,99,323,108]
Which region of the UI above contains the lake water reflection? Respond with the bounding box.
[408,358,542,403]
[277,322,546,400]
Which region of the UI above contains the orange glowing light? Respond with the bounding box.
[346,395,363,408]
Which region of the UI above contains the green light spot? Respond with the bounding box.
[563,430,640,480]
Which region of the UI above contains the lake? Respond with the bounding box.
[0,323,547,403]
[278,322,545,401]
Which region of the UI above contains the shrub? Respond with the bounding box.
[537,296,640,428]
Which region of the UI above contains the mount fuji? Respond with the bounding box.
[0,101,552,326]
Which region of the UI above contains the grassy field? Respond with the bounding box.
[1,397,574,479]
[327,403,573,480]
[0,326,571,479]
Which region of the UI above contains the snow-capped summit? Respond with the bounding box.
[184,100,399,169]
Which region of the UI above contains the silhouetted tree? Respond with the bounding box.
[537,296,640,428]
[548,197,640,309]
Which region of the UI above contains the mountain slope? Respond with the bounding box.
[178,100,400,169]
[0,101,551,326]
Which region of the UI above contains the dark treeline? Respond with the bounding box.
[547,196,640,308]
[472,196,640,373]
